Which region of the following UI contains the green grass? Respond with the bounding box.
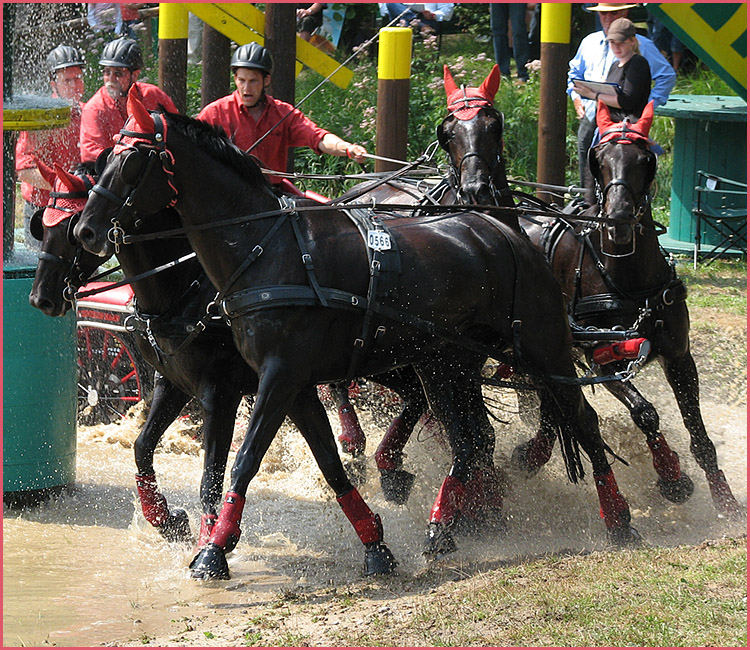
[676,259,747,314]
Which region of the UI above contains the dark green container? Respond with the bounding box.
[3,247,77,499]
[656,95,747,255]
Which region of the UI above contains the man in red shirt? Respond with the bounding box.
[16,45,85,250]
[80,37,177,164]
[197,42,367,187]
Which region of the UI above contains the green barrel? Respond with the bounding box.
[656,95,747,255]
[3,247,77,500]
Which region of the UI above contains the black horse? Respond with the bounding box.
[439,95,742,519]
[74,92,641,579]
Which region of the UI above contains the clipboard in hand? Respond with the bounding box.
[572,78,621,95]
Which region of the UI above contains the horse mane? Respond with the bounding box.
[163,111,273,191]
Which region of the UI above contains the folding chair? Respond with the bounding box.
[692,170,747,268]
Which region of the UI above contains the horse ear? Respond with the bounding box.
[635,100,654,137]
[127,87,155,133]
[54,164,86,192]
[595,100,616,133]
[36,159,58,188]
[443,65,459,100]
[478,64,500,102]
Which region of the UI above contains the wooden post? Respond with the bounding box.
[201,24,231,108]
[376,27,411,173]
[264,3,296,104]
[536,3,571,204]
[158,3,188,113]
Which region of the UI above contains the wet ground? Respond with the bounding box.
[3,351,746,647]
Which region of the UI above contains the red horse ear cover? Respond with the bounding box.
[443,64,459,102]
[478,64,500,102]
[36,159,58,188]
[54,163,86,192]
[634,101,654,137]
[596,100,616,133]
[127,87,155,133]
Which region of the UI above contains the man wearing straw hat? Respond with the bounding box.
[567,3,675,200]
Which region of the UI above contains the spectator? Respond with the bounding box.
[567,2,675,201]
[490,3,530,83]
[574,18,651,119]
[15,45,85,251]
[297,3,325,42]
[87,3,123,34]
[196,43,367,189]
[80,37,177,164]
[648,16,685,73]
[379,3,454,35]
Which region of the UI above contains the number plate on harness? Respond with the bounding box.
[367,230,391,251]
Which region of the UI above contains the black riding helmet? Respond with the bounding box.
[99,37,143,70]
[231,42,273,74]
[46,44,84,73]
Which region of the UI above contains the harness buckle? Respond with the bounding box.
[375,325,386,338]
[301,253,313,268]
[252,244,263,257]
[187,320,207,334]
[353,338,364,348]
[351,296,360,306]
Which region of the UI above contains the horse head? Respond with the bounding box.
[589,101,657,247]
[76,89,179,256]
[437,64,510,206]
[28,161,105,316]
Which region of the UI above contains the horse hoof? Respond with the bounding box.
[158,508,192,544]
[364,541,398,576]
[606,525,643,548]
[423,522,457,559]
[657,473,694,504]
[380,469,416,505]
[343,455,367,486]
[189,543,230,580]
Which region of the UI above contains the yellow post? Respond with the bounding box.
[158,3,189,112]
[536,3,571,203]
[376,28,412,172]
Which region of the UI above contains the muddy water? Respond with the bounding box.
[3,365,746,647]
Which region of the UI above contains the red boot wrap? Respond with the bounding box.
[374,415,411,471]
[135,473,170,527]
[594,470,630,530]
[208,492,246,549]
[336,487,383,544]
[647,435,681,482]
[461,468,504,519]
[197,513,218,549]
[429,475,466,525]
[706,470,739,512]
[337,405,366,454]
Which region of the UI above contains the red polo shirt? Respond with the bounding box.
[15,100,83,206]
[197,91,329,183]
[80,81,177,163]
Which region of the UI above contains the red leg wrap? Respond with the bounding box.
[374,415,411,471]
[429,475,466,526]
[526,434,554,469]
[208,492,245,549]
[594,470,630,530]
[197,513,218,549]
[337,405,366,454]
[336,487,383,544]
[461,468,504,519]
[647,435,681,482]
[706,470,740,512]
[135,473,170,527]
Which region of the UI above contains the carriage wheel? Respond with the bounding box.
[76,326,153,426]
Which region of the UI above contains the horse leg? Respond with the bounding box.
[661,353,744,519]
[416,358,484,558]
[374,368,428,504]
[511,388,559,476]
[286,386,396,575]
[603,377,694,504]
[548,382,641,546]
[330,381,366,456]
[190,361,300,580]
[133,373,192,543]
[195,389,244,550]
